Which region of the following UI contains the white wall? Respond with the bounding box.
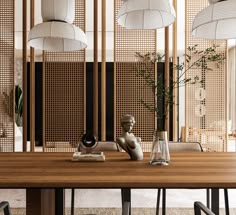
[228,41,236,132]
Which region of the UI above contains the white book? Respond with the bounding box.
[72,151,106,162]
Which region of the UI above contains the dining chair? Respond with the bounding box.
[71,141,131,215]
[156,142,229,215]
[194,201,215,215]
[0,201,12,215]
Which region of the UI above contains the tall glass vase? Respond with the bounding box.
[150,130,170,165]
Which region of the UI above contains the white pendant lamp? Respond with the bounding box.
[117,0,176,29]
[192,0,236,40]
[28,0,87,51]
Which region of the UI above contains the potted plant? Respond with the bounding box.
[3,85,23,126]
[15,85,23,127]
[135,45,225,164]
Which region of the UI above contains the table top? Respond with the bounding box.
[0,152,236,188]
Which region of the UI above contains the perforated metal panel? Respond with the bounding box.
[185,0,227,152]
[114,0,156,146]
[0,0,14,152]
[43,0,86,152]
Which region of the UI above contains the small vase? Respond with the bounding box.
[150,130,170,165]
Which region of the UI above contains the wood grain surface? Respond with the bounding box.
[0,152,236,188]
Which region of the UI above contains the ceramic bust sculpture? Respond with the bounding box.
[116,114,143,160]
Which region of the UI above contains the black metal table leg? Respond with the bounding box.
[224,189,229,215]
[211,189,219,215]
[156,189,161,215]
[162,189,166,215]
[121,188,131,215]
[71,188,75,215]
[55,189,65,215]
[206,188,210,208]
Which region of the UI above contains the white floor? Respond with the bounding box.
[1,189,236,209]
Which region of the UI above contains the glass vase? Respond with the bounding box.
[150,130,170,165]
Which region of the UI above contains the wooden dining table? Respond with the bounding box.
[0,151,235,215]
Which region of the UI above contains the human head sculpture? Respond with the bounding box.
[121,114,135,133]
[118,114,143,160]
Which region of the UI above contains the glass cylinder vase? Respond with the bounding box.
[150,130,170,165]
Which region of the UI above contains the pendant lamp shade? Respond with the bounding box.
[117,0,176,29]
[192,0,236,39]
[42,0,75,24]
[28,22,87,52]
[28,0,87,51]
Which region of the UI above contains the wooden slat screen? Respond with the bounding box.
[185,0,227,152]
[0,0,14,152]
[114,0,156,150]
[43,0,86,152]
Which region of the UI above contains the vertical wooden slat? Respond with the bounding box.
[23,0,27,152]
[13,0,16,151]
[185,0,227,152]
[101,0,106,141]
[93,0,99,138]
[225,42,228,152]
[184,0,187,141]
[84,1,87,134]
[42,52,45,152]
[172,0,178,141]
[30,0,35,152]
[165,27,170,134]
[154,30,157,131]
[113,0,117,141]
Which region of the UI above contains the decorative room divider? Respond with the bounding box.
[43,0,86,152]
[185,0,227,152]
[114,0,156,151]
[0,0,15,152]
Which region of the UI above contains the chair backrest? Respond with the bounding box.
[79,141,120,152]
[94,141,120,151]
[169,142,203,152]
[0,201,12,215]
[194,201,215,215]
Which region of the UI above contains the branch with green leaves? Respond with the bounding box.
[135,44,225,130]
